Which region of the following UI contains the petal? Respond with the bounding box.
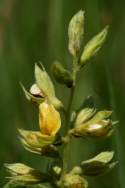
[39,102,61,136]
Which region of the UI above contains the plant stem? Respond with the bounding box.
[65,86,75,131]
[62,87,75,173]
[62,56,79,174]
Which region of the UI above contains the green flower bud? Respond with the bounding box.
[5,163,48,184]
[68,10,84,56]
[80,26,109,65]
[74,110,117,138]
[81,151,118,176]
[51,61,73,88]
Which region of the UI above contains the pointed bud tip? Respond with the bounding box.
[80,25,109,65]
[75,10,85,19]
[68,10,85,56]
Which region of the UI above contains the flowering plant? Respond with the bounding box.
[4,10,118,188]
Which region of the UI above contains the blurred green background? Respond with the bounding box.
[0,0,125,187]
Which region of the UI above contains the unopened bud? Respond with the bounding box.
[5,163,47,183]
[68,10,84,56]
[52,61,73,88]
[59,173,88,188]
[80,26,109,65]
[81,151,118,176]
[74,110,117,138]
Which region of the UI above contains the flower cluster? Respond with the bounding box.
[4,10,118,188]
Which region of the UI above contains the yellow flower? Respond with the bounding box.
[39,102,61,136]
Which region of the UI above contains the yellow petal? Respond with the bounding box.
[39,102,61,136]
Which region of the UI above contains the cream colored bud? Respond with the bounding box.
[76,119,112,138]
[68,10,84,56]
[5,163,33,175]
[74,110,116,138]
[5,163,47,183]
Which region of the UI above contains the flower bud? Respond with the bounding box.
[5,163,47,183]
[80,26,108,65]
[74,110,117,138]
[78,120,112,138]
[59,173,88,188]
[81,151,118,176]
[51,61,73,88]
[39,102,61,136]
[68,10,84,56]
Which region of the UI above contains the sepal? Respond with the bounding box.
[35,64,55,99]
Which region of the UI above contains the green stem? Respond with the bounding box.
[62,56,79,174]
[62,87,75,173]
[65,86,75,130]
